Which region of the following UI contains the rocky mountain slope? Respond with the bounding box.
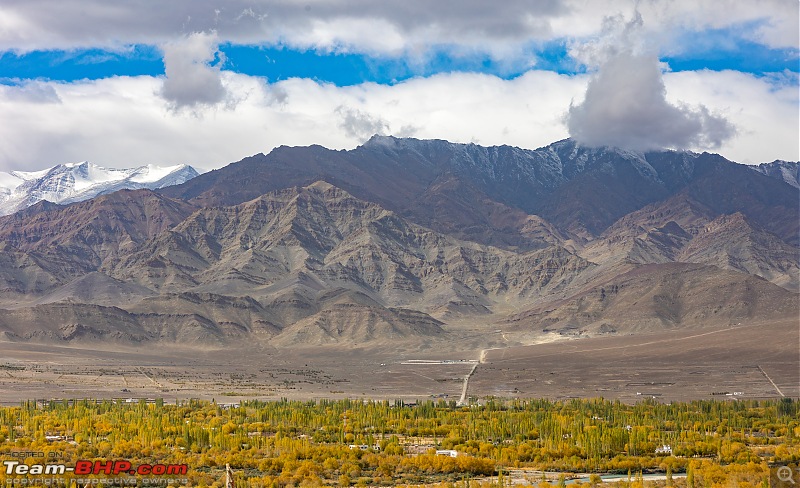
[0,138,796,348]
[162,137,797,246]
[502,263,798,336]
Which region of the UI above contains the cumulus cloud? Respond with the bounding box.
[557,0,799,52]
[0,1,794,177]
[567,10,648,67]
[0,71,584,172]
[160,31,227,109]
[335,106,390,141]
[566,12,736,152]
[567,51,736,151]
[333,105,419,142]
[1,81,61,104]
[266,84,289,106]
[0,70,793,173]
[663,69,798,164]
[395,124,420,138]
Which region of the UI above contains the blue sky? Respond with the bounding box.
[1,37,796,86]
[0,0,797,171]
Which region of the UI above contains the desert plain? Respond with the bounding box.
[1,318,795,405]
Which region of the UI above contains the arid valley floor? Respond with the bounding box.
[1,318,796,405]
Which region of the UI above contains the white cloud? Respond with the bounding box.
[566,51,736,151]
[160,31,228,109]
[0,1,793,184]
[0,69,793,173]
[664,69,799,164]
[0,72,581,172]
[565,10,737,152]
[0,1,564,54]
[0,0,796,55]
[1,80,61,104]
[557,0,799,52]
[335,106,390,141]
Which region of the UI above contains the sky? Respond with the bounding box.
[0,1,797,172]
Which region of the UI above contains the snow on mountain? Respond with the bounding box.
[0,161,200,216]
[361,135,677,191]
[750,160,800,188]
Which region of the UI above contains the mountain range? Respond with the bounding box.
[0,162,199,216]
[0,137,796,348]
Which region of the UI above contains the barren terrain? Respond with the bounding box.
[0,138,797,405]
[1,318,795,405]
[470,319,799,402]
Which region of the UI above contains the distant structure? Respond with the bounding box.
[436,450,458,458]
[655,445,673,455]
[45,435,73,442]
[349,444,377,451]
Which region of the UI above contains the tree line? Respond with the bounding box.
[0,397,796,486]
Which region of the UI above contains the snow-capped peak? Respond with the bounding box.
[0,162,199,216]
[750,160,800,188]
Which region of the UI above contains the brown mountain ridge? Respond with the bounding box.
[0,137,796,349]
